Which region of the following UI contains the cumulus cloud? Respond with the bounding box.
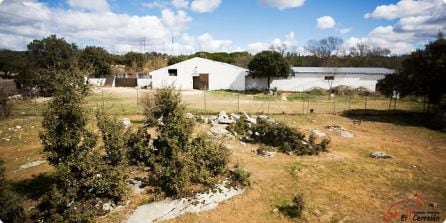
[362,0,446,54]
[68,0,109,12]
[247,32,297,54]
[172,0,189,9]
[0,0,191,52]
[258,0,305,10]
[340,28,351,35]
[317,16,336,29]
[190,0,221,13]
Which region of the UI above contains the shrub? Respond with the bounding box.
[229,164,251,187]
[305,87,327,95]
[0,160,25,223]
[278,194,305,218]
[126,128,153,166]
[233,118,330,155]
[97,112,127,166]
[0,96,12,120]
[142,87,230,196]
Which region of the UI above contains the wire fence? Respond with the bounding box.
[8,88,426,117]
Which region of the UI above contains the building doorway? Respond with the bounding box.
[193,73,209,90]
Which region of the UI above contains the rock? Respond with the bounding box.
[15,125,22,129]
[326,124,342,130]
[186,113,195,119]
[246,117,257,124]
[240,142,246,146]
[280,96,288,101]
[369,151,392,159]
[102,201,114,211]
[128,179,144,194]
[230,113,240,120]
[311,129,326,137]
[209,125,233,138]
[122,118,132,128]
[338,130,354,138]
[272,208,279,214]
[258,115,269,120]
[19,160,46,169]
[125,182,244,223]
[218,111,235,124]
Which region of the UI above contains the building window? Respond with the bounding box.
[324,75,335,80]
[168,69,178,76]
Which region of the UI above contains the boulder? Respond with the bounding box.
[338,130,354,138]
[186,113,195,119]
[369,152,392,159]
[280,96,288,101]
[122,118,132,128]
[209,124,233,138]
[311,129,326,137]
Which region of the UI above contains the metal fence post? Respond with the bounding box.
[136,88,139,106]
[204,91,207,112]
[348,93,352,110]
[302,99,305,115]
[333,97,336,114]
[364,95,368,114]
[237,93,240,113]
[268,99,270,114]
[102,89,104,109]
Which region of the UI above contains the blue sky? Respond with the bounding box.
[0,0,445,55]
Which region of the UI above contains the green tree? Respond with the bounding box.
[37,71,128,222]
[124,52,145,71]
[79,46,112,78]
[377,34,446,104]
[27,35,78,70]
[248,51,291,89]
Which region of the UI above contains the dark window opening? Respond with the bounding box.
[324,75,335,80]
[168,69,178,76]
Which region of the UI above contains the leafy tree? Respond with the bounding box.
[124,52,145,71]
[0,160,26,223]
[248,51,291,89]
[0,50,26,79]
[79,46,112,78]
[377,34,446,104]
[97,112,127,166]
[27,35,78,70]
[37,70,128,222]
[305,37,344,58]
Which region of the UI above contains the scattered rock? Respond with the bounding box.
[338,130,354,138]
[122,118,132,128]
[280,96,288,101]
[128,179,144,194]
[369,152,393,159]
[218,111,235,124]
[19,160,46,169]
[272,208,279,214]
[326,124,342,130]
[230,113,240,120]
[209,124,233,138]
[186,113,195,119]
[125,183,244,223]
[311,129,326,137]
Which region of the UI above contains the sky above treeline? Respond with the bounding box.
[0,0,445,55]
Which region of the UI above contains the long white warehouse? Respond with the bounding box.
[245,67,395,92]
[150,57,248,91]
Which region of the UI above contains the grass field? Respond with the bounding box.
[0,87,444,223]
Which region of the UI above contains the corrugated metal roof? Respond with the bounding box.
[292,67,395,75]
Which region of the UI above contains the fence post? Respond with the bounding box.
[388,97,392,111]
[307,99,310,114]
[333,97,336,114]
[237,93,240,113]
[102,89,104,109]
[136,89,139,106]
[268,100,270,114]
[34,95,38,114]
[302,99,305,115]
[364,95,368,114]
[348,93,352,110]
[204,91,207,112]
[393,98,397,111]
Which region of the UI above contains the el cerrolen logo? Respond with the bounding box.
[384,193,442,222]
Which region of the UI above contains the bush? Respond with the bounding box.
[126,128,153,166]
[97,112,127,166]
[231,118,330,155]
[142,87,230,196]
[229,164,251,187]
[278,194,305,218]
[0,96,12,120]
[305,87,327,95]
[0,160,25,223]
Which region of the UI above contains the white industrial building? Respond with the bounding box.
[150,57,247,91]
[245,67,394,92]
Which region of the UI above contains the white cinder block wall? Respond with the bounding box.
[150,57,247,91]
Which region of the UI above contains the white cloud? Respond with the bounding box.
[362,0,446,54]
[247,32,297,54]
[0,0,192,53]
[317,16,335,29]
[196,33,233,52]
[340,28,351,35]
[190,0,221,13]
[68,0,110,12]
[172,0,189,9]
[258,0,305,10]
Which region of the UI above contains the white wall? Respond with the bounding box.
[151,57,247,91]
[88,78,106,86]
[137,79,151,88]
[246,73,386,92]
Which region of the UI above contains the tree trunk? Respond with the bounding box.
[267,76,271,90]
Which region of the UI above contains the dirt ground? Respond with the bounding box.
[0,89,444,223]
